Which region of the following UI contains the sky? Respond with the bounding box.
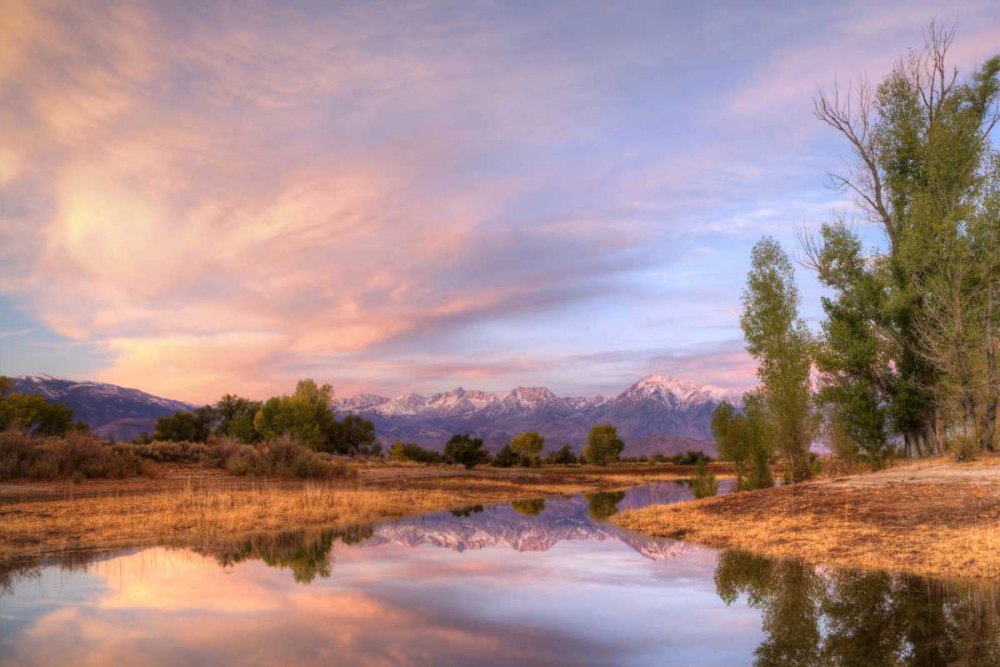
[1,0,999,403]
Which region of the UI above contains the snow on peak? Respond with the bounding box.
[627,375,735,406]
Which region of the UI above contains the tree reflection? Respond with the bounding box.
[510,498,545,516]
[207,525,374,584]
[585,491,625,520]
[715,550,1000,666]
[450,505,484,517]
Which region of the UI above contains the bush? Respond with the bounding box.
[129,440,210,464]
[202,434,351,479]
[690,461,719,499]
[0,430,151,481]
[668,450,713,466]
[389,442,443,464]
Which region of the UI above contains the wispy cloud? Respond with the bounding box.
[1,0,996,401]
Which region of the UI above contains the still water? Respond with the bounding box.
[2,481,998,666]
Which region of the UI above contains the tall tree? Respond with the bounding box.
[741,237,814,481]
[810,24,1000,457]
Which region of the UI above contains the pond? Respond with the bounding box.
[1,480,998,666]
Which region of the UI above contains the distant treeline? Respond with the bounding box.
[1,375,714,480]
[141,379,381,457]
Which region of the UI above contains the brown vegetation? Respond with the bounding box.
[613,456,1000,579]
[0,461,697,562]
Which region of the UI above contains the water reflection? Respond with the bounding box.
[204,526,374,584]
[2,481,999,666]
[715,550,1000,666]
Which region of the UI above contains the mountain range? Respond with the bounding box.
[11,373,740,455]
[334,374,738,455]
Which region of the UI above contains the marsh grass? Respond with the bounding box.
[0,469,647,562]
[613,456,1000,579]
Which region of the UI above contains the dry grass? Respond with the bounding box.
[0,464,691,562]
[612,455,1000,579]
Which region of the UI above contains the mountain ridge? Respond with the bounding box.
[10,373,742,455]
[12,374,197,441]
[335,374,740,455]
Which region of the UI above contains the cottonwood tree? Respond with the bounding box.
[583,424,624,466]
[510,431,544,466]
[741,237,814,481]
[807,23,1000,458]
[711,395,773,490]
[253,379,338,450]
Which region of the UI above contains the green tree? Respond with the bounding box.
[741,237,814,481]
[253,379,337,451]
[332,414,379,457]
[153,406,215,442]
[0,392,75,436]
[443,434,489,469]
[213,394,262,443]
[491,444,518,468]
[806,224,895,468]
[509,431,544,466]
[544,444,578,465]
[810,25,1000,458]
[583,424,624,466]
[711,396,773,490]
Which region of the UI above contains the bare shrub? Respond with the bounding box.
[0,430,151,481]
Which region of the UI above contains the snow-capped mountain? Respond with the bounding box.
[12,375,196,441]
[336,374,740,455]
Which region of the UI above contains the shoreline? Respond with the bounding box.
[0,463,707,563]
[612,456,1000,580]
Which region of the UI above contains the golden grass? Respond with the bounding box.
[612,457,1000,579]
[0,465,690,562]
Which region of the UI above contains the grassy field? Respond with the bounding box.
[613,456,1000,579]
[0,462,710,562]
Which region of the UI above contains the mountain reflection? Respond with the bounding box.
[362,486,693,561]
[715,549,1000,666]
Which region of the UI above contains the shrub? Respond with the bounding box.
[668,450,713,465]
[690,461,719,499]
[129,440,209,464]
[202,434,351,479]
[0,430,151,481]
[389,442,443,464]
